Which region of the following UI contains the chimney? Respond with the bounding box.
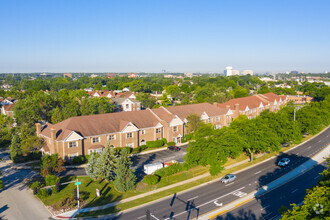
[235,104,240,117]
[50,127,56,148]
[36,123,41,136]
[226,105,230,109]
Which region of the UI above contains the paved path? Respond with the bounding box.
[0,153,51,220]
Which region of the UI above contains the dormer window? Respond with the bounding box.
[127,133,133,138]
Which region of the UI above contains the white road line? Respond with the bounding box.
[187,196,198,201]
[137,215,145,219]
[318,140,322,143]
[314,176,319,179]
[225,182,235,186]
[261,205,270,211]
[307,146,311,149]
[164,187,246,220]
[291,189,299,193]
[254,171,262,175]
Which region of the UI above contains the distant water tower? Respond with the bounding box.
[225,66,233,76]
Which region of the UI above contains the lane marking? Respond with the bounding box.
[208,209,227,219]
[291,189,299,193]
[261,205,270,211]
[187,196,198,201]
[214,201,223,206]
[164,187,245,220]
[137,215,145,219]
[235,198,250,207]
[307,146,311,149]
[232,191,247,197]
[254,171,262,175]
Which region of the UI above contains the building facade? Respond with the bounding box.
[38,93,287,160]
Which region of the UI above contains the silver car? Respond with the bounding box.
[278,158,290,167]
[221,174,237,184]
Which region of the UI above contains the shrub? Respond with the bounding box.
[161,138,167,145]
[154,163,192,177]
[123,147,133,154]
[38,188,51,198]
[182,133,193,142]
[167,142,176,146]
[45,175,60,186]
[72,156,85,164]
[146,139,164,148]
[30,181,44,190]
[134,145,147,153]
[142,175,160,185]
[0,180,3,189]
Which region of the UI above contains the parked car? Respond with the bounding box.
[221,174,237,184]
[281,142,290,147]
[278,158,290,167]
[167,146,181,152]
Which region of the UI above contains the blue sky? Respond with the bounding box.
[0,0,329,73]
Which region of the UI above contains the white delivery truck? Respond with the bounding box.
[144,162,164,175]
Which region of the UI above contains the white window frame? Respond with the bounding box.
[216,117,220,121]
[141,130,146,135]
[173,126,177,132]
[127,143,133,148]
[69,141,77,148]
[208,118,212,123]
[215,124,221,129]
[127,133,133,138]
[156,128,161,134]
[108,134,116,141]
[92,137,100,143]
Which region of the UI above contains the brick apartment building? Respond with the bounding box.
[286,95,313,105]
[38,93,287,160]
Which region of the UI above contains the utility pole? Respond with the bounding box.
[75,179,81,215]
[294,108,296,121]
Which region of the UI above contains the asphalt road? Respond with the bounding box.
[112,127,329,220]
[216,161,328,220]
[0,152,51,220]
[62,145,188,177]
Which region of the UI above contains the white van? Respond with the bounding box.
[144,162,163,175]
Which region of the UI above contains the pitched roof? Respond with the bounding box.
[40,110,161,141]
[3,103,15,111]
[152,103,228,122]
[111,97,140,104]
[219,96,265,111]
[258,93,281,102]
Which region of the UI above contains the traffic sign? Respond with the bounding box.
[75,181,81,186]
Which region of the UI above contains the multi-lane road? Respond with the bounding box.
[111,127,329,220]
[216,161,328,220]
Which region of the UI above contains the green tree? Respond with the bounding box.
[95,146,116,182]
[136,93,157,109]
[51,106,64,123]
[21,136,43,155]
[41,154,65,177]
[113,148,136,192]
[186,113,202,133]
[10,134,22,162]
[85,153,100,180]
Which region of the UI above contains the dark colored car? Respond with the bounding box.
[167,146,181,152]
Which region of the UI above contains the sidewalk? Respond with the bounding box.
[56,127,329,218]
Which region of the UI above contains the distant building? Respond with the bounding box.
[1,103,15,118]
[90,74,98,78]
[290,71,299,74]
[127,73,139,78]
[241,70,254,75]
[39,73,53,78]
[111,98,141,112]
[63,73,72,78]
[286,95,313,105]
[224,66,233,76]
[107,73,116,78]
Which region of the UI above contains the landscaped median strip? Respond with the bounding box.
[56,126,329,219]
[196,143,330,220]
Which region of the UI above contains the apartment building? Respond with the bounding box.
[217,93,287,119]
[286,95,313,105]
[38,103,232,159]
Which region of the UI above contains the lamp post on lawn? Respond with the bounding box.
[75,179,81,215]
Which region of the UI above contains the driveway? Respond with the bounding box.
[0,151,51,220]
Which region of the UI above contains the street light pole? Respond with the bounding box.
[76,179,80,215]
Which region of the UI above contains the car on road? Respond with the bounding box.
[167,146,181,152]
[221,174,237,184]
[278,158,290,167]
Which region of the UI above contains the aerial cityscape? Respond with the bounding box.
[0,1,329,220]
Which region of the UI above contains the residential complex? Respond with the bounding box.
[38,93,287,160]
